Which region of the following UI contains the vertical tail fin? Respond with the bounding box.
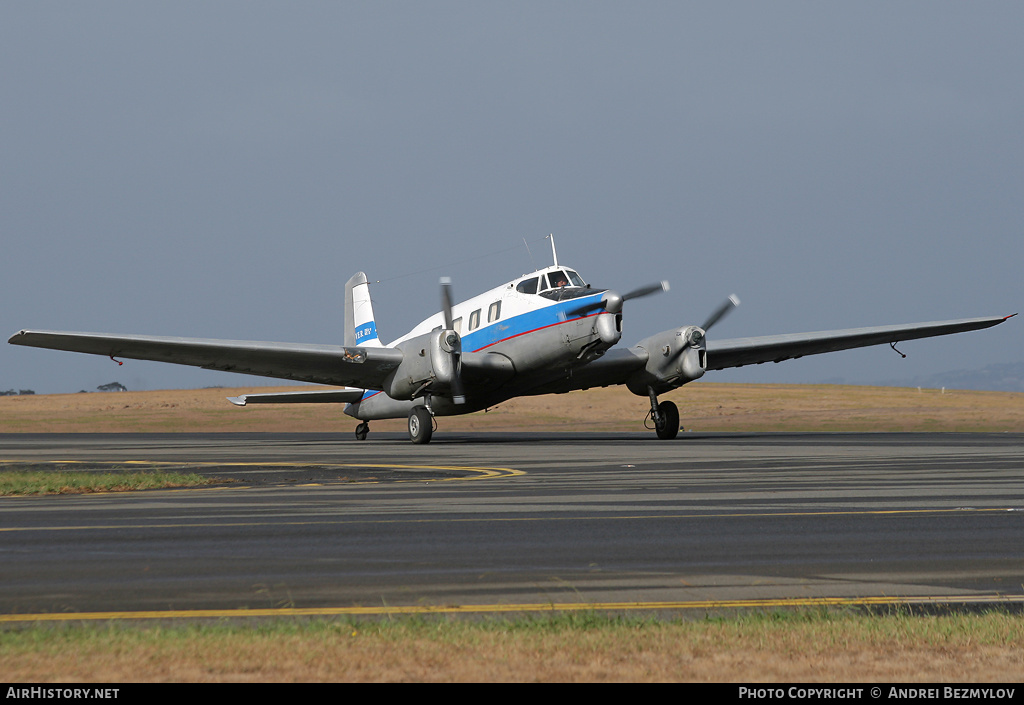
[344,272,383,347]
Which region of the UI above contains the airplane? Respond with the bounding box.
[8,237,1015,444]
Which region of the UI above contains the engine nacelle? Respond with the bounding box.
[626,325,706,396]
[383,329,461,400]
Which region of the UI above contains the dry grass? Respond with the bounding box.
[1,382,1022,434]
[2,612,1021,682]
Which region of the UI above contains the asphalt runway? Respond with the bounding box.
[1,432,1023,621]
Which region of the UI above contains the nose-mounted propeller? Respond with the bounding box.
[564,280,670,318]
[439,277,466,404]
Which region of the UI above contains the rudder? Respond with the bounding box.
[344,272,383,347]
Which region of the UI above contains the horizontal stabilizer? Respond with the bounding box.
[227,388,366,406]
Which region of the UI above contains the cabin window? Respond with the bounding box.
[488,300,501,323]
[516,277,539,295]
[452,317,462,334]
[469,309,481,331]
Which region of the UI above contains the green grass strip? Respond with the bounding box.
[0,469,215,495]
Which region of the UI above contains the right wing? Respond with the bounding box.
[8,330,404,389]
[227,388,367,405]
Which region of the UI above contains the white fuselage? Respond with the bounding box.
[345,265,622,420]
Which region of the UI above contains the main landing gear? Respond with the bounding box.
[354,406,436,444]
[647,388,680,440]
[408,406,433,444]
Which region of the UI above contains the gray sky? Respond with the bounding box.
[2,2,1021,395]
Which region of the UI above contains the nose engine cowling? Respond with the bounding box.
[595,312,622,346]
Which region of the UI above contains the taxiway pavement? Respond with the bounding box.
[2,432,1022,619]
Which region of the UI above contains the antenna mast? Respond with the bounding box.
[549,234,558,267]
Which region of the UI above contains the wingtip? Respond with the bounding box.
[226,396,247,406]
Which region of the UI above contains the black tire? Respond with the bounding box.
[408,407,433,444]
[355,422,369,441]
[655,400,679,440]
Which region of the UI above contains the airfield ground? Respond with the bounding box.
[1,381,1022,434]
[1,382,1022,682]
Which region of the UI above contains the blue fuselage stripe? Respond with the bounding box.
[462,298,600,352]
[356,292,604,402]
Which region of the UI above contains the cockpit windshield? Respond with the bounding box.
[541,269,585,291]
[516,269,594,301]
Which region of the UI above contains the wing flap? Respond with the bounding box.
[8,330,403,388]
[706,315,1014,371]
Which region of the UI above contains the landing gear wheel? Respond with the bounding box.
[408,407,433,444]
[655,400,679,440]
[355,422,369,441]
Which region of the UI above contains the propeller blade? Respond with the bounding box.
[665,293,742,365]
[564,280,669,319]
[450,360,466,405]
[440,277,455,331]
[622,280,670,302]
[701,294,740,332]
[439,277,465,404]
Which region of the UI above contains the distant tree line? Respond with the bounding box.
[2,382,128,396]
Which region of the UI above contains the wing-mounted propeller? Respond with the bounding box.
[439,277,466,404]
[682,294,741,352]
[700,294,740,335]
[628,293,741,397]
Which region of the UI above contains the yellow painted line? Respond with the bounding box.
[2,594,1022,623]
[0,506,1017,533]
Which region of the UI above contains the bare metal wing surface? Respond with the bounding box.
[703,315,1015,371]
[533,314,1015,396]
[7,330,404,389]
[7,329,516,393]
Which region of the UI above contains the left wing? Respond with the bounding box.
[8,330,404,388]
[705,314,1015,371]
[526,313,1014,396]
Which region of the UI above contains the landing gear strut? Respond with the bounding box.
[647,388,680,440]
[408,406,433,444]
